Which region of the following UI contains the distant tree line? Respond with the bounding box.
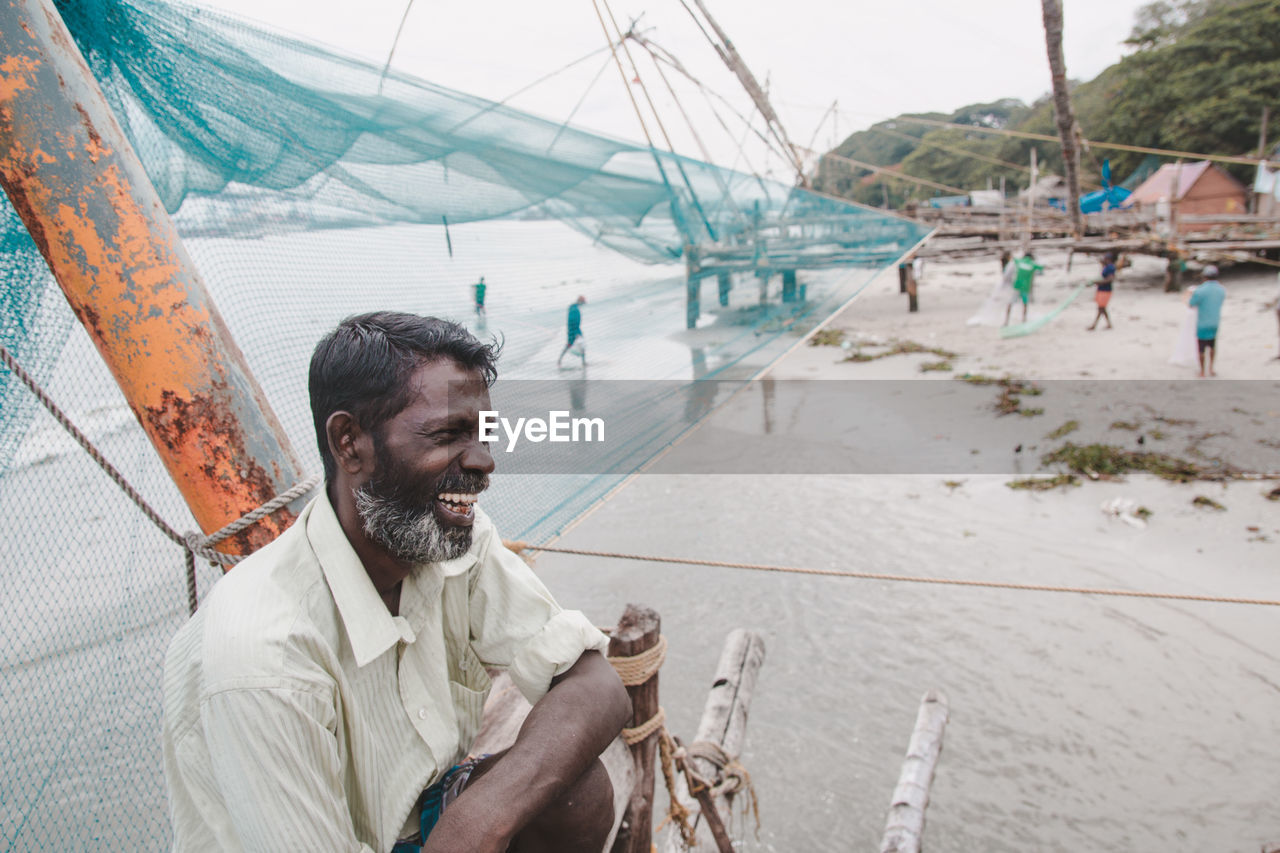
[814,0,1280,208]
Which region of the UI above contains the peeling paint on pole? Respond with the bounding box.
[0,0,310,560]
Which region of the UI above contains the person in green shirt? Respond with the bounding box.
[473,276,487,318]
[1007,251,1044,325]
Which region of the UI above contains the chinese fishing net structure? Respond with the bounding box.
[0,0,929,846]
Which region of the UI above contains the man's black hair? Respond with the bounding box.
[309,312,501,481]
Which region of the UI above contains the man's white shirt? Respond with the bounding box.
[162,491,608,852]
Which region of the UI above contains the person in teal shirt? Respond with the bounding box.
[1008,251,1044,324]
[1187,264,1226,377]
[557,295,587,368]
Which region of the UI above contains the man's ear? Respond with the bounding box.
[326,411,373,475]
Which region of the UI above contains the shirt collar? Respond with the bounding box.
[306,490,412,667]
[305,489,481,667]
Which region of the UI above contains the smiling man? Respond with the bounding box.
[162,312,629,853]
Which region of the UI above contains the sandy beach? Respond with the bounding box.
[775,250,1280,382]
[535,250,1280,852]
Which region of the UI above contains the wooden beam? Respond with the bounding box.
[662,629,766,852]
[880,690,950,853]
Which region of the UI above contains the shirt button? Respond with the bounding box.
[418,708,428,720]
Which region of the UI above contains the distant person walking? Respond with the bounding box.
[1188,264,1226,377]
[1087,252,1116,331]
[557,295,587,368]
[473,276,487,318]
[1008,251,1043,325]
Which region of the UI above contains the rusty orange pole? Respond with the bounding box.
[0,0,309,559]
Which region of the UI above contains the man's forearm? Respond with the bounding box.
[428,650,629,848]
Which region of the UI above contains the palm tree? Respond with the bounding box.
[1041,0,1083,237]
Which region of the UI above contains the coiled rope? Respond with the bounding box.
[521,543,1280,608]
[1,343,318,615]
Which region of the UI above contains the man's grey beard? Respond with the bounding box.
[353,484,473,564]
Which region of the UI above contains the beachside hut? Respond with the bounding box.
[1121,160,1248,231]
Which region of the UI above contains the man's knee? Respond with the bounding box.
[515,758,614,852]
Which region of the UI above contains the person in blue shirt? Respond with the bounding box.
[1087,253,1117,331]
[1187,264,1226,377]
[557,295,587,368]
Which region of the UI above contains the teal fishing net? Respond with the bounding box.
[0,0,929,847]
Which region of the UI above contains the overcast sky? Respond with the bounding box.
[197,0,1154,178]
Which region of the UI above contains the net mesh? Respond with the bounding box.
[0,0,928,847]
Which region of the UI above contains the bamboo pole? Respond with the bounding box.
[998,175,1007,241]
[1252,107,1270,215]
[609,604,662,853]
[686,0,808,185]
[662,629,766,853]
[1022,148,1038,252]
[1165,160,1184,292]
[0,0,309,558]
[880,690,950,853]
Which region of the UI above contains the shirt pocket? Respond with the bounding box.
[447,644,492,752]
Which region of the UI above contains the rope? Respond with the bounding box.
[182,474,321,567]
[446,44,615,136]
[630,35,747,229]
[0,342,319,614]
[656,729,698,846]
[683,741,752,800]
[545,53,615,154]
[608,635,667,686]
[665,727,752,840]
[640,39,790,173]
[621,705,666,746]
[523,544,1280,608]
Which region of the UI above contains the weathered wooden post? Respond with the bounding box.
[685,245,702,329]
[1163,254,1183,293]
[898,262,909,294]
[781,269,797,303]
[717,272,731,306]
[905,263,919,313]
[0,0,310,559]
[997,175,1007,241]
[662,629,766,853]
[609,604,663,853]
[1023,147,1038,251]
[880,690,950,853]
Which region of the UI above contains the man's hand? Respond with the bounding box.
[422,651,629,852]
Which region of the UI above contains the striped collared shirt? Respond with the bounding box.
[162,491,608,852]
